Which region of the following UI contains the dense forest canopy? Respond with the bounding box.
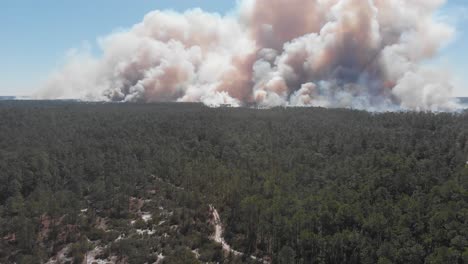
[0,101,467,264]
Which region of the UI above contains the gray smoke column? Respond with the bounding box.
[37,0,460,111]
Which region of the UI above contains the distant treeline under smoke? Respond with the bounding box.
[38,0,460,111]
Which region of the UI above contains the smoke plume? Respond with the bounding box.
[38,0,460,111]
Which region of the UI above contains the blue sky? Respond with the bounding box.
[1,0,467,96]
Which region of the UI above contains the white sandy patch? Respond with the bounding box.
[136,229,156,235]
[141,212,153,222]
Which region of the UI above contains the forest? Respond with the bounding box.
[0,101,467,264]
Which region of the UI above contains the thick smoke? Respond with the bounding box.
[38,0,460,111]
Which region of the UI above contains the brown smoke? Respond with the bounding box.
[37,0,459,111]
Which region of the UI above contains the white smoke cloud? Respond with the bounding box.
[36,0,461,111]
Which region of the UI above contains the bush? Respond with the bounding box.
[86,227,106,241]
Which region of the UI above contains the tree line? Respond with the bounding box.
[0,101,467,263]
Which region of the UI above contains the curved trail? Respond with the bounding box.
[151,176,268,262]
[210,205,243,256]
[209,205,270,263]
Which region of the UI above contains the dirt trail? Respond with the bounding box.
[210,205,243,256]
[209,205,270,263]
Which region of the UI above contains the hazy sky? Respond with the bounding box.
[1,0,467,96]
